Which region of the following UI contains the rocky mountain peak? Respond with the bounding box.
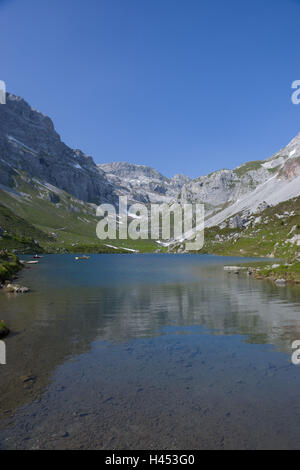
[0,93,117,205]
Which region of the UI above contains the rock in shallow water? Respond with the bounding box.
[5,283,30,293]
[275,278,286,285]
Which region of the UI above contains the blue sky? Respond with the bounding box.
[1,0,300,178]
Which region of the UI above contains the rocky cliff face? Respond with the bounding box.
[98,161,191,204]
[177,133,300,225]
[178,166,271,210]
[0,94,117,204]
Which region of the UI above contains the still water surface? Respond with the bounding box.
[1,254,300,449]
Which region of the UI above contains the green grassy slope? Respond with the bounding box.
[0,174,160,253]
[198,196,300,261]
[0,251,22,283]
[0,203,51,252]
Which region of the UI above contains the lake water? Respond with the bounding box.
[1,254,300,449]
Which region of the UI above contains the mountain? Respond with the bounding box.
[0,93,189,208]
[98,161,190,204]
[0,91,299,257]
[0,93,117,205]
[177,133,300,226]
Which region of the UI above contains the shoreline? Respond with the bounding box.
[4,249,300,288]
[225,260,300,286]
[0,251,23,286]
[254,263,300,286]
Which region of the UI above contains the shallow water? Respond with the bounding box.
[1,254,300,449]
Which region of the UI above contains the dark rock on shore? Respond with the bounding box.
[0,326,10,339]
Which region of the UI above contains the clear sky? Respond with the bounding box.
[1,0,300,178]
